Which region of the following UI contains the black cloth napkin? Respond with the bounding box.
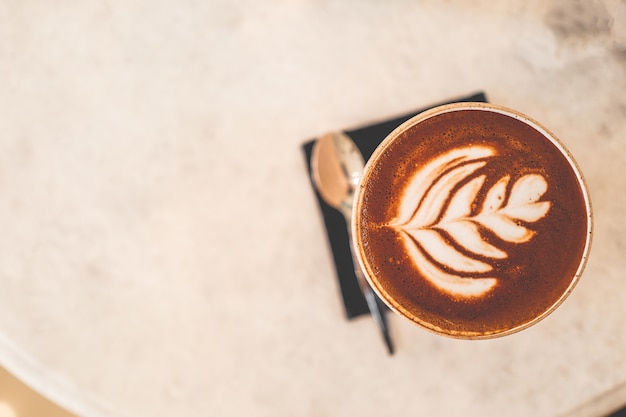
[302,91,488,319]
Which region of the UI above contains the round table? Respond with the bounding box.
[1,1,626,416]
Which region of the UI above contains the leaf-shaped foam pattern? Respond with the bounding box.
[437,220,507,259]
[482,176,509,213]
[409,161,487,228]
[400,233,498,298]
[473,212,536,243]
[387,146,551,298]
[441,175,486,222]
[500,202,551,223]
[474,174,551,243]
[507,174,548,206]
[498,174,551,222]
[392,146,495,226]
[405,229,493,273]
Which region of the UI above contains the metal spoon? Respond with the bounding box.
[311,131,394,355]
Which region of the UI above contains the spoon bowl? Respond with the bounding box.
[311,132,364,218]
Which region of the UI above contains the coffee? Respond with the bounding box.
[353,103,592,339]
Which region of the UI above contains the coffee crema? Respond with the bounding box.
[353,103,592,339]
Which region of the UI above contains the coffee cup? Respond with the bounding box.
[352,102,592,339]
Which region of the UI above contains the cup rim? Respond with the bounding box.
[352,102,593,339]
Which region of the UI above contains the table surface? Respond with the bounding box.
[1,1,625,417]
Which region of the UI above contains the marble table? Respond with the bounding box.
[0,1,625,416]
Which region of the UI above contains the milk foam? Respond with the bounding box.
[388,145,551,298]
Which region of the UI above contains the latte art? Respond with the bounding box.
[387,145,551,298]
[353,103,591,338]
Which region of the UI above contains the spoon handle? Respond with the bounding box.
[347,228,394,355]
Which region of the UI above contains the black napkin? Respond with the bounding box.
[302,91,488,319]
